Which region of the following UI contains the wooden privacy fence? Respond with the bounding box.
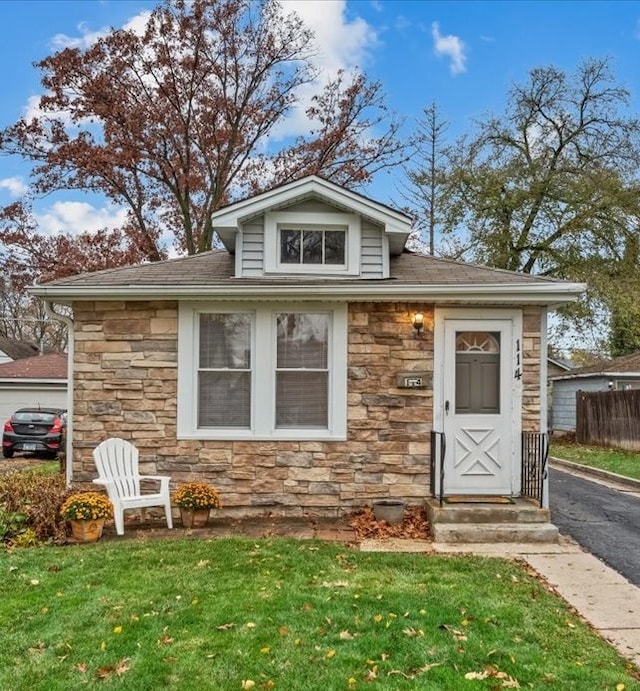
[576,389,640,450]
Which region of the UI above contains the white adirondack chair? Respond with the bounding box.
[92,438,173,535]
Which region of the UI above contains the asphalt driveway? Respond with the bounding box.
[550,465,640,587]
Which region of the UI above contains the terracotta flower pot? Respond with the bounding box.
[180,507,211,528]
[70,518,105,542]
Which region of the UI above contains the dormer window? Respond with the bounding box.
[264,211,360,276]
[280,227,346,266]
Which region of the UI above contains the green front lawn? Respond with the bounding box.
[550,439,640,481]
[1,538,638,690]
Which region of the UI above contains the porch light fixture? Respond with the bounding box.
[412,312,424,335]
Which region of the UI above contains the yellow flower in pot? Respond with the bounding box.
[172,482,221,528]
[60,491,113,542]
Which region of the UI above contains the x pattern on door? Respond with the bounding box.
[454,426,503,477]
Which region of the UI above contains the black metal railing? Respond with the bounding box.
[521,431,548,507]
[430,430,446,507]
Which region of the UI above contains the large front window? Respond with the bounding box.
[276,313,329,428]
[178,303,347,439]
[198,314,251,428]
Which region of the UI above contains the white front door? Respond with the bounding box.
[435,310,522,496]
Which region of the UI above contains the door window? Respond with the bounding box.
[455,331,500,414]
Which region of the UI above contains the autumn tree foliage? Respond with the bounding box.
[407,59,640,354]
[0,0,404,262]
[0,200,149,350]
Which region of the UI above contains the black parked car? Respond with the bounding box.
[2,407,66,459]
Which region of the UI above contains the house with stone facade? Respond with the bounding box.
[31,176,583,524]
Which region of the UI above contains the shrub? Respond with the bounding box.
[0,468,71,546]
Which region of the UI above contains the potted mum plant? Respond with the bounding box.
[172,481,221,528]
[60,491,113,542]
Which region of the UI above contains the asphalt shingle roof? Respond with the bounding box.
[41,249,564,289]
[557,351,640,377]
[0,352,67,379]
[0,337,41,360]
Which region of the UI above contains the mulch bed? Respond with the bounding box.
[347,506,431,541]
[1,456,433,544]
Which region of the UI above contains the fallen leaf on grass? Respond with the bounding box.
[115,659,130,675]
[388,662,443,679]
[365,666,378,681]
[439,624,467,641]
[217,622,235,631]
[402,627,424,637]
[321,580,350,588]
[95,658,130,680]
[464,666,520,687]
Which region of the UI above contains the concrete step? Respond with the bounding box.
[432,522,560,544]
[426,497,550,525]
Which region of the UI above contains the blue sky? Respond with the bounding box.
[1,0,639,237]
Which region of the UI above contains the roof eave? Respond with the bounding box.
[30,282,586,306]
[551,370,640,381]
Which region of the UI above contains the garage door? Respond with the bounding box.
[0,384,68,423]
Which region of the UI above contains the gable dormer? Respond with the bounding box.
[212,176,412,279]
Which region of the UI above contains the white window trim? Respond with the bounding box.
[264,211,361,276]
[178,301,348,440]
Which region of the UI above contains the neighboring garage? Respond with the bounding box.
[550,351,640,433]
[0,353,68,424]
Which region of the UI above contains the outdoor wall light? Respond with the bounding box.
[412,312,424,335]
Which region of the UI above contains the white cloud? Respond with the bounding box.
[272,0,378,139]
[431,21,467,75]
[282,0,375,74]
[34,201,129,236]
[0,177,28,198]
[49,10,151,50]
[395,14,411,31]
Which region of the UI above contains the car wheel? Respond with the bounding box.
[3,449,14,459]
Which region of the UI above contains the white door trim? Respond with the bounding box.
[433,307,523,495]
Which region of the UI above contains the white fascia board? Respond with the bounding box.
[30,281,586,305]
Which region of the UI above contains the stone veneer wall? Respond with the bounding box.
[522,305,543,432]
[72,300,542,517]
